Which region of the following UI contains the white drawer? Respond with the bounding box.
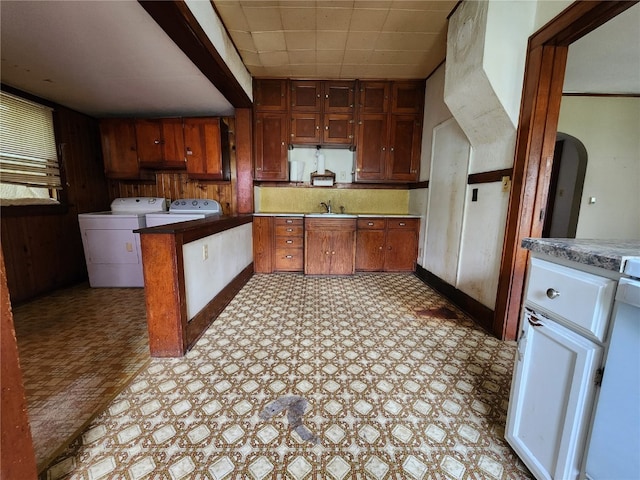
[526,257,616,341]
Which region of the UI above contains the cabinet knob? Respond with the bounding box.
[282,142,286,146]
[325,126,329,130]
[331,251,336,255]
[390,147,394,152]
[378,246,383,250]
[154,139,161,144]
[382,147,386,151]
[287,228,293,232]
[546,288,560,299]
[325,251,330,255]
[325,94,329,98]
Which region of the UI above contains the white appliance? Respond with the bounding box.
[584,259,640,479]
[78,197,167,287]
[144,198,222,227]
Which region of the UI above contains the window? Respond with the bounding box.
[0,91,61,206]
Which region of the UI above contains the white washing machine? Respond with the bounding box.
[145,198,222,227]
[78,197,167,287]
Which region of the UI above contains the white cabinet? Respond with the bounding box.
[506,309,603,480]
[506,256,617,480]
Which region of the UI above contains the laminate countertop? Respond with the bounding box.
[522,238,640,274]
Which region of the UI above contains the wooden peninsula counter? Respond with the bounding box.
[136,215,253,357]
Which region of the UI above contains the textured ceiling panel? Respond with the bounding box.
[213,0,458,79]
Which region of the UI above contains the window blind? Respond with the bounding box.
[0,91,61,189]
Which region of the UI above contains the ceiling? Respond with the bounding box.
[0,1,637,119]
[212,0,457,79]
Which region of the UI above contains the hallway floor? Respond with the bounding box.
[20,273,531,479]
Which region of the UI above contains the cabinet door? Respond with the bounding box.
[356,114,388,181]
[388,115,421,181]
[254,79,288,111]
[304,230,332,275]
[323,114,354,145]
[506,310,603,480]
[391,81,425,114]
[291,80,322,112]
[99,119,140,179]
[355,229,385,271]
[183,117,229,180]
[329,230,356,275]
[385,219,418,271]
[255,112,288,181]
[291,113,321,144]
[253,216,274,273]
[359,81,390,113]
[324,81,355,113]
[136,119,185,169]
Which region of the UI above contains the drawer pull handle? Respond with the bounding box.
[286,240,293,244]
[287,228,293,232]
[399,222,406,226]
[286,220,293,223]
[528,317,543,327]
[285,255,293,259]
[368,222,374,226]
[546,288,560,299]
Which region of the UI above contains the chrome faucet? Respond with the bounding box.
[320,200,332,213]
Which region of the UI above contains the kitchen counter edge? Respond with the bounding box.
[521,238,640,273]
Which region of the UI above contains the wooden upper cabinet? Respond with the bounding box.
[135,118,185,169]
[291,81,322,112]
[254,112,289,181]
[254,79,288,111]
[291,112,321,144]
[99,119,142,179]
[355,114,388,181]
[183,117,230,181]
[391,80,425,114]
[324,81,355,113]
[323,114,354,145]
[388,115,421,182]
[359,81,390,114]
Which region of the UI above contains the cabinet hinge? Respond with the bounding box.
[594,367,605,387]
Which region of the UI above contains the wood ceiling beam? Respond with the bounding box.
[139,0,252,109]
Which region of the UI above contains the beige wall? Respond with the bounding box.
[557,96,640,239]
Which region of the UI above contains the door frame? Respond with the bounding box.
[494,1,636,340]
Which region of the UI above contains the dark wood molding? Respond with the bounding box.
[415,265,494,334]
[235,109,254,214]
[138,1,252,108]
[562,92,640,98]
[495,1,636,341]
[408,180,429,189]
[468,168,513,185]
[186,263,253,348]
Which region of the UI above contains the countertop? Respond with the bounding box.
[253,213,421,218]
[522,238,640,273]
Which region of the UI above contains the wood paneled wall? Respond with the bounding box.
[107,118,239,216]
[1,106,110,304]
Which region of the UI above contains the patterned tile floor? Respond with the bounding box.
[13,283,150,471]
[29,273,532,479]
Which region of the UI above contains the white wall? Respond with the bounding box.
[416,0,575,310]
[558,96,640,239]
[186,0,253,101]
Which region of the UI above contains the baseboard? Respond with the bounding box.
[414,265,495,335]
[186,263,254,350]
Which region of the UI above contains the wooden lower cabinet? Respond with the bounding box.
[253,216,274,273]
[304,217,356,275]
[356,217,419,272]
[274,217,304,271]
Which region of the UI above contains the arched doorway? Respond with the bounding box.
[542,133,588,239]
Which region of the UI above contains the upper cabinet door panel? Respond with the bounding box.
[183,117,230,180]
[391,81,425,114]
[359,81,390,114]
[99,119,140,179]
[324,81,355,113]
[356,114,388,182]
[291,113,321,144]
[388,115,421,182]
[254,79,288,111]
[135,119,185,169]
[323,114,354,145]
[291,81,322,112]
[255,112,288,181]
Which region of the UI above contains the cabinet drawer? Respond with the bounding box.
[387,218,419,230]
[274,249,304,271]
[275,236,303,249]
[357,218,385,230]
[275,217,303,227]
[275,225,304,237]
[526,257,616,341]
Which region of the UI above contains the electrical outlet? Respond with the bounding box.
[202,244,208,261]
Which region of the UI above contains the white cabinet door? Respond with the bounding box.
[506,309,603,480]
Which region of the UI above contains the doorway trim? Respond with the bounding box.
[493,1,636,340]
